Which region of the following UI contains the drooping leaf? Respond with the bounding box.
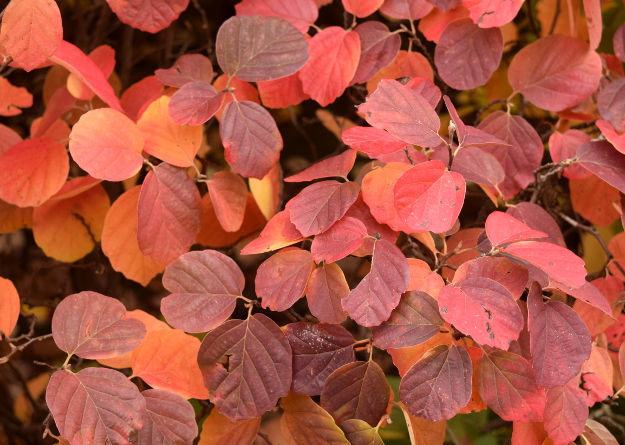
[453,257,529,299]
[220,100,283,179]
[342,239,410,326]
[234,0,318,34]
[435,18,503,90]
[216,15,309,82]
[508,35,602,111]
[341,126,407,155]
[206,170,248,233]
[137,163,202,265]
[320,361,390,427]
[168,82,223,126]
[582,419,619,445]
[476,350,546,422]
[46,368,146,445]
[552,280,614,318]
[137,389,198,445]
[305,263,350,324]
[66,45,115,101]
[105,0,189,33]
[197,409,260,445]
[549,130,593,180]
[576,141,625,193]
[285,322,355,396]
[462,0,524,27]
[310,216,367,263]
[486,211,548,246]
[0,277,20,337]
[399,344,472,421]
[198,313,292,421]
[339,419,384,445]
[379,0,433,20]
[0,0,62,71]
[256,248,315,311]
[352,21,401,85]
[286,150,357,182]
[543,380,588,445]
[154,54,214,88]
[160,250,244,333]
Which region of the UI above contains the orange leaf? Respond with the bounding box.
[30,118,70,145]
[406,258,444,298]
[366,51,434,94]
[67,45,115,100]
[570,175,620,227]
[0,277,20,337]
[249,162,282,220]
[257,72,310,109]
[197,408,260,445]
[399,402,447,445]
[0,199,32,234]
[388,332,454,376]
[0,123,22,155]
[207,171,248,232]
[120,76,164,122]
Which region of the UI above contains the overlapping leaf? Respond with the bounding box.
[549,130,593,180]
[0,277,20,337]
[486,211,548,246]
[257,72,310,108]
[169,82,223,126]
[463,0,524,27]
[285,150,357,182]
[197,409,260,445]
[206,170,248,232]
[155,54,214,87]
[106,0,190,33]
[137,389,198,445]
[234,0,318,34]
[453,257,528,299]
[305,263,350,324]
[576,141,625,193]
[341,126,407,155]
[310,216,367,263]
[240,209,304,254]
[543,380,588,445]
[379,0,433,20]
[340,419,384,445]
[352,21,401,84]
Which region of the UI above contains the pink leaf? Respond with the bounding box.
[596,119,625,155]
[234,0,318,34]
[549,130,593,179]
[352,21,401,85]
[311,216,367,263]
[168,82,223,126]
[137,389,198,445]
[286,150,357,182]
[155,54,214,88]
[577,140,625,193]
[462,0,524,27]
[343,0,383,17]
[342,126,407,155]
[380,0,433,20]
[615,23,625,63]
[543,380,588,445]
[453,257,529,299]
[450,146,505,187]
[106,0,189,33]
[306,263,350,324]
[345,193,399,256]
[486,211,548,246]
[506,202,566,247]
[207,170,248,232]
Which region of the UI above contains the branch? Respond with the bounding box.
[0,333,54,364]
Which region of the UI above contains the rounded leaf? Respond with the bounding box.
[106,0,190,33]
[0,277,20,337]
[137,389,198,445]
[169,82,223,126]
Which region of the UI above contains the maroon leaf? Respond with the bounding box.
[463,0,523,27]
[234,0,318,34]
[358,79,442,147]
[311,216,367,263]
[321,361,391,426]
[46,368,146,445]
[379,0,433,20]
[255,248,315,311]
[527,282,591,388]
[198,313,292,421]
[306,263,350,324]
[453,257,529,299]
[476,350,546,422]
[597,78,625,132]
[105,0,189,33]
[342,239,410,326]
[289,180,360,237]
[352,21,401,85]
[168,82,223,126]
[372,291,445,349]
[341,126,408,155]
[137,389,198,445]
[52,291,146,359]
[506,202,567,247]
[155,54,214,88]
[486,211,548,246]
[451,146,505,187]
[137,163,202,265]
[551,280,614,318]
[160,250,244,333]
[543,380,588,445]
[444,98,506,149]
[399,344,472,421]
[206,170,248,232]
[220,100,283,179]
[435,19,502,90]
[438,278,523,349]
[285,322,355,395]
[216,15,309,82]
[577,140,625,193]
[285,150,357,182]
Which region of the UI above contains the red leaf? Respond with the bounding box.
[256,248,315,311]
[444,96,506,149]
[0,124,22,156]
[352,21,401,85]
[543,380,588,445]
[527,283,591,388]
[0,278,21,338]
[137,163,202,265]
[220,100,283,179]
[321,361,391,426]
[394,160,466,233]
[508,35,602,111]
[207,171,248,232]
[511,422,548,445]
[66,45,115,101]
[598,77,625,133]
[462,0,524,27]
[105,0,189,33]
[366,50,434,94]
[168,82,223,126]
[450,146,505,187]
[216,15,309,82]
[240,209,305,255]
[577,141,625,193]
[581,345,614,405]
[341,126,407,155]
[574,276,624,336]
[137,389,198,445]
[0,0,62,71]
[486,211,548,246]
[358,79,441,147]
[596,119,625,155]
[299,27,361,106]
[342,239,410,326]
[0,137,68,207]
[306,263,350,324]
[285,322,355,395]
[344,193,399,257]
[476,350,546,422]
[285,150,357,182]
[257,72,310,108]
[69,108,145,181]
[311,216,367,263]
[548,130,593,180]
[342,0,383,17]
[379,0,433,20]
[453,257,528,300]
[507,202,566,247]
[552,280,614,318]
[399,344,472,421]
[160,250,244,333]
[213,75,260,121]
[372,291,445,349]
[570,174,621,227]
[46,368,146,445]
[615,23,625,63]
[154,54,214,88]
[234,0,318,34]
[435,19,503,90]
[405,77,442,108]
[198,313,292,421]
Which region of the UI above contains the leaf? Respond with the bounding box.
[570,174,620,227]
[220,100,283,179]
[68,108,144,181]
[51,291,146,359]
[552,280,614,318]
[388,333,454,377]
[256,248,315,311]
[449,146,505,187]
[311,216,367,263]
[345,193,399,257]
[359,79,440,147]
[66,45,115,101]
[0,77,32,117]
[597,120,625,155]
[508,203,566,247]
[366,50,434,94]
[435,18,503,90]
[339,419,384,445]
[341,126,407,155]
[597,77,625,133]
[207,171,248,232]
[615,23,625,63]
[582,0,601,51]
[249,162,282,220]
[405,77,442,108]
[46,368,146,445]
[132,329,208,399]
[576,141,625,193]
[372,291,444,349]
[0,137,68,207]
[168,82,224,126]
[438,278,524,349]
[574,277,624,336]
[0,123,22,155]
[462,0,524,27]
[137,389,198,445]
[257,72,310,108]
[281,392,350,445]
[400,404,447,445]
[379,0,433,20]
[407,259,445,297]
[0,277,20,337]
[160,250,244,333]
[511,422,548,445]
[299,27,360,106]
[105,0,189,33]
[286,150,357,182]
[342,239,410,326]
[197,409,260,445]
[213,75,260,121]
[198,313,292,421]
[320,361,390,426]
[154,54,214,88]
[581,345,613,405]
[120,76,164,122]
[342,0,383,17]
[234,0,318,34]
[486,211,548,246]
[49,41,122,111]
[549,130,593,180]
[305,263,350,324]
[399,344,472,421]
[352,21,401,85]
[508,35,602,111]
[583,420,619,445]
[137,96,203,167]
[240,209,304,255]
[137,163,202,265]
[101,187,165,286]
[419,6,471,43]
[0,199,32,234]
[394,160,466,234]
[619,343,625,388]
[216,15,309,82]
[543,380,588,445]
[453,257,529,299]
[476,350,546,422]
[0,0,62,71]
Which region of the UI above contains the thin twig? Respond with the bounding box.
[548,0,562,35]
[0,56,13,76]
[474,99,510,126]
[525,0,541,36]
[0,333,54,364]
[257,430,277,445]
